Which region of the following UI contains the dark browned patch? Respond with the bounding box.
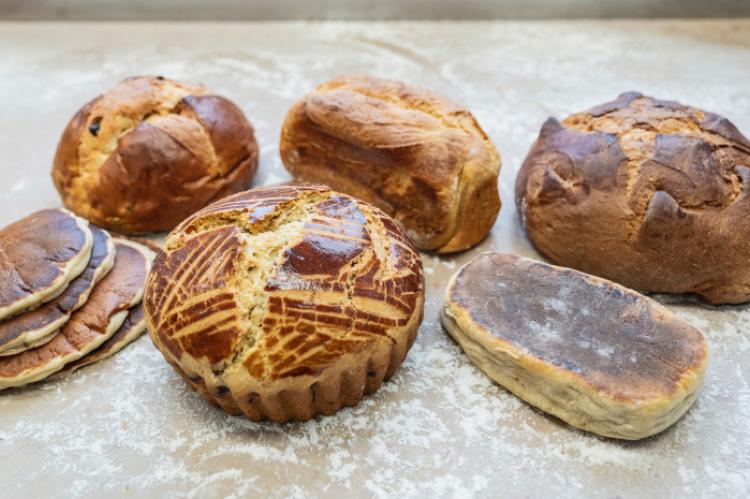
[448,253,707,398]
[0,242,147,381]
[0,209,90,313]
[0,226,112,348]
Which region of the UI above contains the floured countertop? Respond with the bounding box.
[1,20,749,498]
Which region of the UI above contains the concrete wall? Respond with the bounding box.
[1,0,749,20]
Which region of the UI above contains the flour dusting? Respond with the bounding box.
[1,19,750,499]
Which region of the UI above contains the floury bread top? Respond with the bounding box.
[442,252,708,440]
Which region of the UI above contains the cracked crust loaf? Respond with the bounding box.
[0,208,93,321]
[52,76,259,234]
[0,240,150,390]
[441,252,708,440]
[0,226,115,356]
[144,184,425,422]
[515,92,750,304]
[280,75,501,253]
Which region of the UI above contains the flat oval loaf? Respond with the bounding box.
[280,74,501,253]
[441,252,709,440]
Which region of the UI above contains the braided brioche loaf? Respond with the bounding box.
[52,76,259,234]
[144,185,424,422]
[516,92,750,304]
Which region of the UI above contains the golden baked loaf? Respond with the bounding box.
[280,75,501,253]
[516,92,750,304]
[144,184,424,422]
[442,252,708,440]
[52,76,259,234]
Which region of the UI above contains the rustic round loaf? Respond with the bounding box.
[515,92,750,304]
[144,184,425,422]
[280,74,501,253]
[52,76,259,234]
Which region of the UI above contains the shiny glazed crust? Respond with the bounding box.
[442,252,709,440]
[52,76,259,234]
[515,92,750,304]
[280,74,501,253]
[144,184,425,422]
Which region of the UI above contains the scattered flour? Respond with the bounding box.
[1,19,750,499]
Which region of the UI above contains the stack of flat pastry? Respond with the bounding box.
[0,209,154,390]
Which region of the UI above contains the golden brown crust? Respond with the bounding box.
[280,75,501,253]
[144,184,424,422]
[52,76,259,234]
[515,92,750,304]
[0,226,115,354]
[0,208,92,320]
[442,252,709,439]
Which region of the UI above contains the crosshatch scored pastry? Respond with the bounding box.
[442,252,708,440]
[0,208,92,321]
[516,91,750,304]
[52,76,259,234]
[0,225,115,356]
[144,184,425,422]
[280,74,501,253]
[0,240,150,390]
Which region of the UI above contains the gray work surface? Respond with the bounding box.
[0,20,748,499]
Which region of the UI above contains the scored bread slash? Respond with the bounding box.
[52,76,259,235]
[0,226,116,356]
[145,184,425,422]
[0,240,150,390]
[54,303,146,376]
[441,252,709,440]
[515,92,750,304]
[0,208,93,321]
